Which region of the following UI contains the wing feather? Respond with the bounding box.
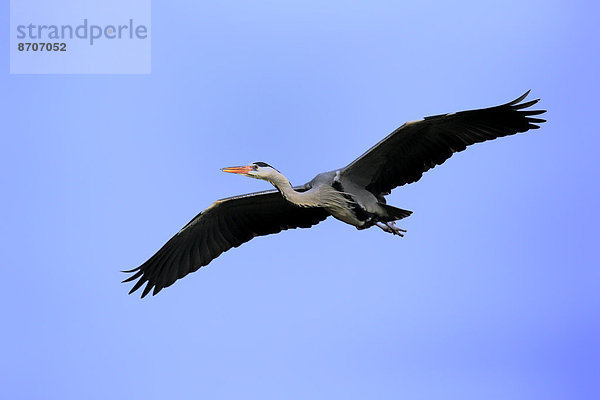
[341,91,546,196]
[123,189,329,297]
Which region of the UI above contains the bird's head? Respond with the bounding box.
[221,162,280,181]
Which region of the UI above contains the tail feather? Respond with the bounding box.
[380,204,413,221]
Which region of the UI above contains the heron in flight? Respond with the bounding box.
[123,91,545,297]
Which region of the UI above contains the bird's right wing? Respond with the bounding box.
[123,188,329,298]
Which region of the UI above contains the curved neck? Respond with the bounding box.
[267,172,314,207]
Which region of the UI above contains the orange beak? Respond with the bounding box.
[221,165,253,175]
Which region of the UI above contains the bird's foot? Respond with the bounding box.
[376,221,406,237]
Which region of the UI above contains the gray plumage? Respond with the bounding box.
[123,91,546,297]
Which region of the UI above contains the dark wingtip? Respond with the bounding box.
[128,276,147,295]
[122,265,155,297]
[141,281,153,298]
[507,90,531,106]
[515,99,539,109]
[153,285,163,296]
[121,269,143,283]
[527,117,547,123]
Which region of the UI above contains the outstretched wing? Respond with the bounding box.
[123,188,329,297]
[341,91,546,197]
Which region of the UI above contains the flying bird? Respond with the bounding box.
[123,91,546,297]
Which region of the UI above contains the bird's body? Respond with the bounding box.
[124,92,546,297]
[245,167,409,230]
[296,169,411,229]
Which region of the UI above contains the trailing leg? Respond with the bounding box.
[375,221,406,237]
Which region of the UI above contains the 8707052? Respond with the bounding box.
[18,43,66,52]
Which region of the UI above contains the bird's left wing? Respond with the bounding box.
[341,91,546,197]
[123,188,329,297]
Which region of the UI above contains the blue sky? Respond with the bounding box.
[1,1,599,399]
